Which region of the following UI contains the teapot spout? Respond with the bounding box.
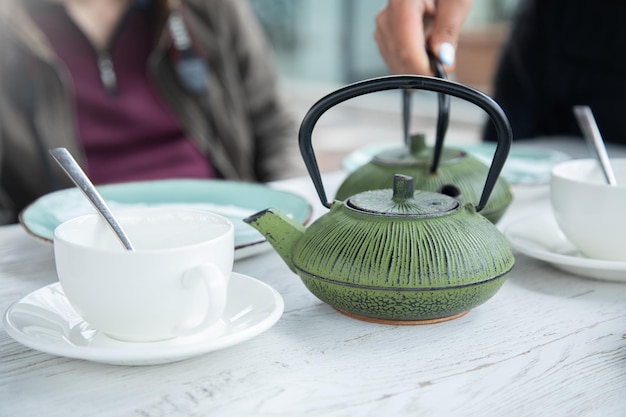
[243,208,305,272]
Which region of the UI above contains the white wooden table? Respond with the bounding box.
[1,168,625,417]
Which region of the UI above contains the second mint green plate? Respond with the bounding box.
[342,143,571,185]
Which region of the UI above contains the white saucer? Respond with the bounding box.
[504,213,626,282]
[2,273,284,365]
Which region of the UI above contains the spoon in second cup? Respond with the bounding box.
[49,147,135,251]
[573,105,617,186]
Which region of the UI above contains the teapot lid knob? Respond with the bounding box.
[347,174,459,216]
[408,134,427,156]
[392,174,415,202]
[409,134,426,156]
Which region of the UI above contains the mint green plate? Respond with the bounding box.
[19,179,312,260]
[343,143,572,185]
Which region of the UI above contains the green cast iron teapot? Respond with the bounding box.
[335,62,512,223]
[244,75,515,324]
[336,132,513,223]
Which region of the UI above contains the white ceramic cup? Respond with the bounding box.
[550,158,626,261]
[53,208,234,342]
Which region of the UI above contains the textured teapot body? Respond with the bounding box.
[287,196,514,321]
[245,182,515,323]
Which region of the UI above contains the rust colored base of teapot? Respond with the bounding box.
[334,308,470,325]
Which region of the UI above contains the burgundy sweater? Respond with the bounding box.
[29,2,216,184]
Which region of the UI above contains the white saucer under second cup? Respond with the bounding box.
[504,213,626,282]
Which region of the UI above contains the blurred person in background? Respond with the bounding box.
[0,0,304,224]
[375,0,626,144]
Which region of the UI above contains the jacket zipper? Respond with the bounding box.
[98,52,117,94]
[64,3,138,95]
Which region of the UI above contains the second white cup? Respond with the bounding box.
[551,158,626,262]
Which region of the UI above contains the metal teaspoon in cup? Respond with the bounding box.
[49,147,135,250]
[573,105,617,186]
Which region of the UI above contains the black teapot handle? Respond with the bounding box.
[402,53,450,173]
[298,75,512,212]
[428,51,451,174]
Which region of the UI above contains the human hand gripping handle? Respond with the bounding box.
[375,0,472,74]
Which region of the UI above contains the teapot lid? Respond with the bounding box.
[347,174,459,216]
[373,134,465,166]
